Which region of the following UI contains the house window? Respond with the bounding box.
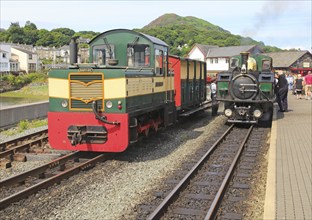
[226,58,229,63]
[210,58,213,64]
[28,63,36,71]
[215,58,218,64]
[29,54,32,60]
[2,53,7,58]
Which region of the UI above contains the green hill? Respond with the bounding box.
[136,13,282,56]
[144,13,229,33]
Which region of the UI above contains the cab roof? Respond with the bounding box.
[89,29,168,47]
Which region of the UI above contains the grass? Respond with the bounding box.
[1,119,48,136]
[0,84,48,100]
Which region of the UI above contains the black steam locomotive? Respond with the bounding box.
[216,52,275,124]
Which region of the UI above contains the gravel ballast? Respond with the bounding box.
[1,112,227,219]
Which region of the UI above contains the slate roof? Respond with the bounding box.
[207,45,259,58]
[194,44,218,57]
[0,49,9,53]
[264,51,310,68]
[12,47,36,55]
[10,58,19,62]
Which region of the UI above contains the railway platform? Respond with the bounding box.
[264,93,311,219]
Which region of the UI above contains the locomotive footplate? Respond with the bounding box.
[68,125,107,146]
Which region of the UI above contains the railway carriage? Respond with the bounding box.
[48,29,210,152]
[216,52,275,124]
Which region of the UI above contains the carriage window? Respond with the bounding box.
[230,58,239,68]
[93,44,115,65]
[262,60,271,71]
[155,49,164,75]
[127,44,150,67]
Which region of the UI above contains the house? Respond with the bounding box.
[0,48,10,73]
[35,46,58,60]
[264,51,312,76]
[188,44,218,61]
[188,44,263,76]
[0,44,20,74]
[11,47,39,73]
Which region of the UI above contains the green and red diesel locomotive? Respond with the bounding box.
[216,52,275,124]
[48,29,211,152]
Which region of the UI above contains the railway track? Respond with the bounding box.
[0,128,48,151]
[145,124,254,219]
[0,151,114,210]
[0,128,49,166]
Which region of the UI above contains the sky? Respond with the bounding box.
[1,0,311,51]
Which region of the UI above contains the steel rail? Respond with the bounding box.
[0,128,48,150]
[0,152,113,210]
[0,128,48,151]
[0,151,80,188]
[0,136,48,159]
[204,125,254,220]
[147,124,234,220]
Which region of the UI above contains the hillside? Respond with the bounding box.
[144,13,229,33]
[136,13,281,56]
[1,14,283,57]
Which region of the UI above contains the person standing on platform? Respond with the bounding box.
[304,71,312,100]
[295,74,304,99]
[275,72,289,112]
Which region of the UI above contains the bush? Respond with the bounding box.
[0,72,47,87]
[19,120,29,130]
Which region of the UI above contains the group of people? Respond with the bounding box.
[275,70,312,112]
[294,71,312,100]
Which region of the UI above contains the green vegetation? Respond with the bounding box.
[0,72,47,87]
[136,14,285,56]
[0,73,48,99]
[0,21,99,47]
[1,119,47,136]
[1,14,296,58]
[0,84,48,99]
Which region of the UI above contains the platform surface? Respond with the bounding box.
[264,93,312,219]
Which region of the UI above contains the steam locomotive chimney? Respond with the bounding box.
[70,37,79,64]
[240,52,249,72]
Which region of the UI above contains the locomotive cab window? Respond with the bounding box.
[262,60,271,71]
[155,49,166,75]
[92,44,115,65]
[127,44,150,67]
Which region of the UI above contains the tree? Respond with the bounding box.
[7,22,25,43]
[36,29,54,46]
[24,21,39,45]
[51,28,75,37]
[51,31,71,46]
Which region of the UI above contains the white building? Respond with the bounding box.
[0,44,11,73]
[188,44,218,62]
[188,44,263,76]
[0,49,10,73]
[0,44,20,74]
[11,47,39,73]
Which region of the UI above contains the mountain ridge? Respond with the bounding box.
[136,13,282,56]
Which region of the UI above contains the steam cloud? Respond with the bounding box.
[242,1,290,41]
